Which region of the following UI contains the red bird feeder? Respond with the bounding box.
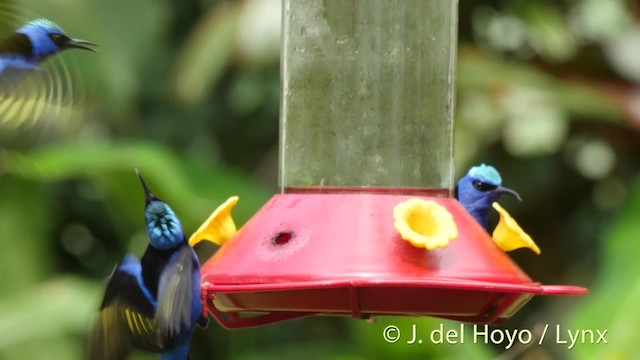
[196,0,587,329]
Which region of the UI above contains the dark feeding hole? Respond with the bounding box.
[272,231,294,246]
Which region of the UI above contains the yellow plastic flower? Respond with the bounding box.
[189,196,239,247]
[393,199,458,250]
[491,202,541,254]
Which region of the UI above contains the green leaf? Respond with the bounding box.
[517,2,577,62]
[458,49,625,124]
[1,140,272,227]
[0,177,53,296]
[172,2,243,106]
[570,176,640,359]
[0,276,99,356]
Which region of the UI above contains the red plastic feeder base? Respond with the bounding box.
[200,193,587,329]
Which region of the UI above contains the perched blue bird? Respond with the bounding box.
[88,171,206,360]
[0,19,95,127]
[455,164,521,231]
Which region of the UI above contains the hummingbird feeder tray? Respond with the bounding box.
[199,193,587,329]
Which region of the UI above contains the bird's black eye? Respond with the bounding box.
[49,33,69,47]
[473,180,497,192]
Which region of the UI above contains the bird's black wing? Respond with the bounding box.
[87,255,165,360]
[0,32,32,58]
[155,245,195,339]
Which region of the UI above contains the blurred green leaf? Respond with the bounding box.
[0,276,99,358]
[458,48,625,124]
[570,0,632,43]
[235,0,281,68]
[570,176,640,359]
[1,141,271,227]
[172,1,243,106]
[516,2,577,62]
[233,342,366,360]
[0,177,53,296]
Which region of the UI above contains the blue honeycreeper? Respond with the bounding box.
[455,164,521,231]
[0,19,96,126]
[88,171,208,360]
[0,18,95,81]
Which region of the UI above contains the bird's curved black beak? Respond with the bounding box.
[493,186,522,201]
[135,169,156,203]
[66,38,97,52]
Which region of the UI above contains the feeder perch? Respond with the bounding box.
[197,0,587,329]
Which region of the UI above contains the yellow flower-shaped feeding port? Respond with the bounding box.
[189,196,239,247]
[393,199,458,250]
[491,202,541,254]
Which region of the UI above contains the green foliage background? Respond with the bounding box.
[0,0,638,359]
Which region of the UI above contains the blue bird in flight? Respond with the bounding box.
[455,164,521,231]
[0,18,95,75]
[88,171,207,360]
[0,19,95,127]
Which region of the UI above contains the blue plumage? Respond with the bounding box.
[88,171,206,360]
[455,164,521,231]
[139,176,185,250]
[0,18,95,74]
